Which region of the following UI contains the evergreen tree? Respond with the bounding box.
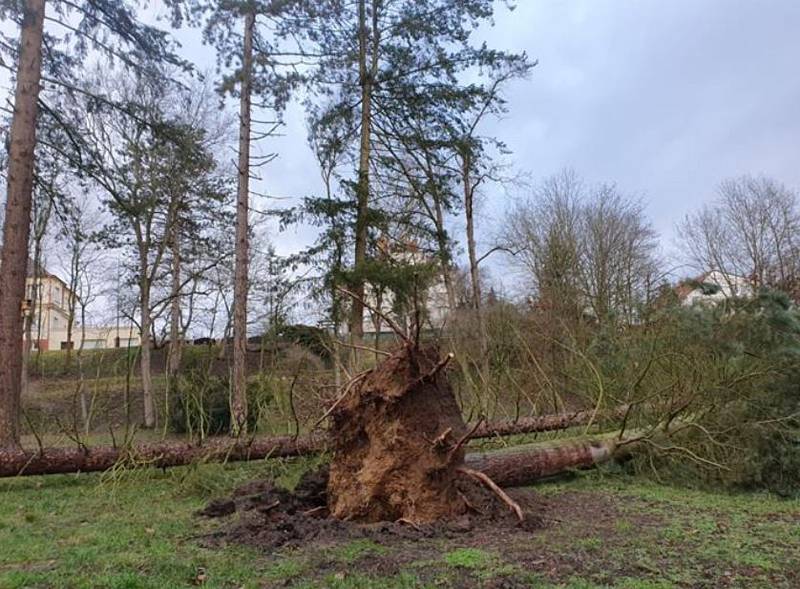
[282,0,532,351]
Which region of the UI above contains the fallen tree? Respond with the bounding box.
[0,433,328,478]
[0,405,628,478]
[0,427,637,483]
[474,405,630,439]
[465,433,630,486]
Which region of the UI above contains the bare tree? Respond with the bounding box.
[506,170,660,325]
[57,195,102,369]
[56,195,104,432]
[679,175,800,296]
[60,68,226,429]
[505,170,584,320]
[579,185,661,324]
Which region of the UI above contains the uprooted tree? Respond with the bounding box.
[326,345,472,521]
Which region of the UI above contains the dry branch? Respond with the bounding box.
[457,466,524,521]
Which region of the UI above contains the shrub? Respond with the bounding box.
[619,291,800,495]
[169,370,276,437]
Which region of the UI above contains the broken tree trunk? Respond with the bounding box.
[0,406,629,478]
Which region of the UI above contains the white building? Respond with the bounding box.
[24,263,138,351]
[676,270,754,307]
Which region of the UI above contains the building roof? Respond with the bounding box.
[26,258,70,290]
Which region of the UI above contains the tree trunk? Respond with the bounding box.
[348,0,375,349]
[0,0,46,449]
[165,231,182,432]
[21,312,31,401]
[139,275,155,428]
[0,427,634,480]
[0,403,631,478]
[473,405,629,438]
[0,433,328,477]
[168,233,182,381]
[462,151,487,361]
[64,238,80,371]
[231,11,255,437]
[464,434,625,486]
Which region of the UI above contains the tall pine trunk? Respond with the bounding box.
[348,0,375,349]
[0,0,46,449]
[462,151,487,362]
[231,10,254,436]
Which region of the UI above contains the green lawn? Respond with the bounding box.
[0,460,797,588]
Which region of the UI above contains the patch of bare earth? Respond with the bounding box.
[199,467,544,551]
[200,480,798,588]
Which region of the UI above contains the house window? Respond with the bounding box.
[60,341,74,350]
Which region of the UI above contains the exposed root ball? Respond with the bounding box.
[327,346,468,523]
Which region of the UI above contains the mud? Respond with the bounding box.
[199,467,544,551]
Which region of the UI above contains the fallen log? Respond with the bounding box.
[473,405,630,439]
[0,433,327,478]
[0,407,628,478]
[0,429,636,483]
[465,433,629,486]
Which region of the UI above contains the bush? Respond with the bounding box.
[169,370,278,437]
[617,291,800,495]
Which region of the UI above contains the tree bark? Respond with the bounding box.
[231,10,255,436]
[462,151,487,361]
[348,0,376,348]
[168,232,182,381]
[139,271,155,428]
[0,0,46,449]
[464,434,625,486]
[0,408,628,477]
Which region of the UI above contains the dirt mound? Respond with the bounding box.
[199,468,544,551]
[328,345,470,523]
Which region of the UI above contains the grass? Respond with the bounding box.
[0,462,798,588]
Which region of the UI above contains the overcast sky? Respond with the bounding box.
[164,0,800,286]
[4,0,800,292]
